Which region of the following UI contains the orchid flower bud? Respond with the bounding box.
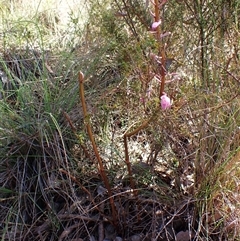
[151,20,161,30]
[161,93,172,110]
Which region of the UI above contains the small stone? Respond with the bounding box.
[176,230,192,241]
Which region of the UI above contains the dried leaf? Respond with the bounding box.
[97,185,107,197]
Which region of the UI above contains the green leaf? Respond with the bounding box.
[0,187,13,194]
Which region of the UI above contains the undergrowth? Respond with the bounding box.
[0,0,239,240]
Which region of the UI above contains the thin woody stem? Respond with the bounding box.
[125,118,152,138]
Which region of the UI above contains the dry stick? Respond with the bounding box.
[78,72,117,227]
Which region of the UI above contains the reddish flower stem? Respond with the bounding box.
[78,72,117,227]
[154,0,166,97]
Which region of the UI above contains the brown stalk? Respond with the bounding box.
[78,72,117,226]
[154,0,167,96]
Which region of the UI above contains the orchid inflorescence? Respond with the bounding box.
[148,0,173,110]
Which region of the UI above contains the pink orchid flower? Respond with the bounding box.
[161,93,172,110]
[151,20,162,30]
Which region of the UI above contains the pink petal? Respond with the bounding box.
[151,20,161,30]
[159,0,168,8]
[161,93,172,110]
[149,53,161,63]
